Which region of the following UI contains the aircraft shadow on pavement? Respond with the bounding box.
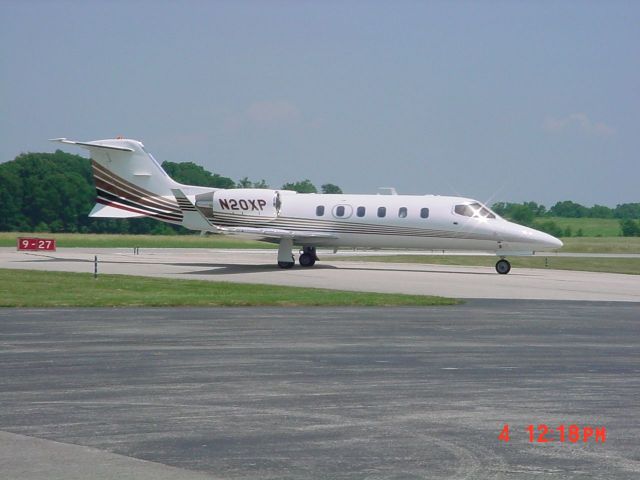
[322,263,497,276]
[179,263,339,275]
[179,262,498,276]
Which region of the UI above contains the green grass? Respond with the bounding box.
[3,229,639,253]
[0,232,276,249]
[0,269,457,308]
[544,217,622,237]
[559,237,640,254]
[336,255,640,275]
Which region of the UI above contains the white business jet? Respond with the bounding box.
[52,138,562,274]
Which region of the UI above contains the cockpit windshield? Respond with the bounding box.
[454,202,496,219]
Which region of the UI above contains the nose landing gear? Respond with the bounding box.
[495,258,511,275]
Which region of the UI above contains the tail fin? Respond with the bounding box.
[51,138,184,223]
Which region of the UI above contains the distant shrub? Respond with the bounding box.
[620,219,640,237]
[534,220,563,238]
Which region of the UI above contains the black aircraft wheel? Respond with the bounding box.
[299,252,316,267]
[278,261,295,269]
[495,259,511,275]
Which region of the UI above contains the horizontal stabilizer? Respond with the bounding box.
[50,138,134,152]
[89,203,145,218]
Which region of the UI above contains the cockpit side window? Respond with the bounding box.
[481,206,496,219]
[454,202,496,219]
[454,204,474,217]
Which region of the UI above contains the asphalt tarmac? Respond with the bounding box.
[1,302,639,479]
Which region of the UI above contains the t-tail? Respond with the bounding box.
[50,137,213,224]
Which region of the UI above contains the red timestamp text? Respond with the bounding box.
[498,424,606,443]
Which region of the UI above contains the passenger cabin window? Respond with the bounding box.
[420,208,429,219]
[398,207,407,218]
[356,206,366,217]
[454,203,496,219]
[335,205,345,217]
[377,207,386,218]
[316,205,325,216]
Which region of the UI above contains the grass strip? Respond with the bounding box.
[336,255,640,275]
[0,232,275,249]
[2,233,639,254]
[0,269,457,308]
[544,217,623,237]
[559,237,640,254]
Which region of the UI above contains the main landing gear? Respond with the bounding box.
[277,240,319,269]
[298,246,318,267]
[277,238,295,269]
[495,258,511,275]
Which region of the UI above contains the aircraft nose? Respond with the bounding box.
[534,230,563,249]
[505,223,563,251]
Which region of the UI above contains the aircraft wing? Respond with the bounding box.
[215,225,338,242]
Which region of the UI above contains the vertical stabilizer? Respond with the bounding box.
[51,138,183,223]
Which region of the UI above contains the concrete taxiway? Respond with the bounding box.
[1,304,639,479]
[1,247,639,301]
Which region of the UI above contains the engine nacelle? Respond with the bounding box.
[195,189,281,220]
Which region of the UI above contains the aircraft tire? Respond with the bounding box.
[278,261,295,269]
[495,259,511,275]
[299,253,316,267]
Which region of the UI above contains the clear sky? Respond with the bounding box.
[2,0,638,207]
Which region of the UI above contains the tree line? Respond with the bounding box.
[1,151,638,236]
[0,151,342,234]
[492,201,640,237]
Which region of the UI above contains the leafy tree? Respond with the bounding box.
[549,200,589,218]
[321,183,343,194]
[0,151,95,232]
[0,170,23,230]
[588,204,614,218]
[509,205,535,226]
[491,202,509,216]
[620,219,640,237]
[491,202,535,225]
[533,220,564,237]
[236,176,252,188]
[523,201,547,216]
[236,177,269,189]
[614,203,640,219]
[162,161,235,188]
[282,179,318,193]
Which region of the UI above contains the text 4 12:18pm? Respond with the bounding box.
[498,424,606,443]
